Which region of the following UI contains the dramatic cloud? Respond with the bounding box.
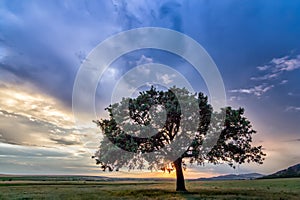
[271,55,300,72]
[251,55,300,81]
[0,81,74,129]
[0,79,100,159]
[230,84,274,97]
[0,0,122,107]
[250,73,280,81]
[0,80,101,174]
[230,54,300,102]
[0,143,71,158]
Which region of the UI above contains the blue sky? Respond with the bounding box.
[0,0,300,178]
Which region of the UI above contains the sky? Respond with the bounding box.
[0,0,300,178]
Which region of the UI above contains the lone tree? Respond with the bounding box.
[93,86,265,191]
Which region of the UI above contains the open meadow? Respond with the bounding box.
[0,177,299,200]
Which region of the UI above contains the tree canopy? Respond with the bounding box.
[93,86,265,191]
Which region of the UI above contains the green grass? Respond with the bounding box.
[0,178,299,199]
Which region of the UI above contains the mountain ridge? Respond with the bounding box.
[193,173,264,181]
[262,163,300,179]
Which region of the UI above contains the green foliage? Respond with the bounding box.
[204,107,265,168]
[93,86,265,172]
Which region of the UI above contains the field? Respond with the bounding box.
[0,177,299,199]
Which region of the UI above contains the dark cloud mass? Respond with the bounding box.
[0,109,81,147]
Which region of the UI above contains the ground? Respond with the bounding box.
[0,178,299,199]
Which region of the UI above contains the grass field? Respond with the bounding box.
[0,178,299,199]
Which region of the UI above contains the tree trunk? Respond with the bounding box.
[173,157,187,192]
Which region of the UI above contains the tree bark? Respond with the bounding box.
[173,157,187,192]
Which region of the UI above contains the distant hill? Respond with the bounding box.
[263,163,300,179]
[193,173,264,181]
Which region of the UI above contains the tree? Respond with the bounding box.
[93,86,265,191]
